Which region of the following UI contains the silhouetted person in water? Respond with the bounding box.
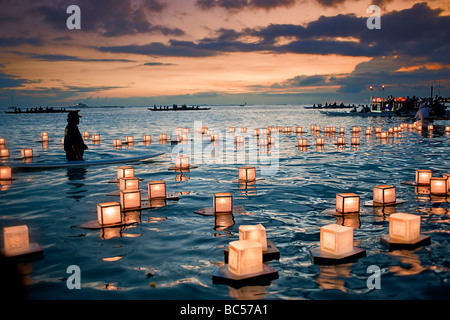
[64,111,88,161]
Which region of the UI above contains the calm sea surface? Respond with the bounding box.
[0,105,449,300]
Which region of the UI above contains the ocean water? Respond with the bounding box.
[0,105,449,300]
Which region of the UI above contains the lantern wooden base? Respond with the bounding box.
[35,140,53,143]
[429,195,450,203]
[321,207,369,215]
[401,181,425,186]
[363,199,407,207]
[380,234,431,250]
[1,243,44,262]
[194,206,247,216]
[295,144,310,147]
[309,247,366,265]
[168,165,198,171]
[232,178,265,183]
[108,177,145,183]
[77,219,137,230]
[224,240,280,263]
[212,263,278,285]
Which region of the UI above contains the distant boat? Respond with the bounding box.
[148,104,210,111]
[75,102,87,108]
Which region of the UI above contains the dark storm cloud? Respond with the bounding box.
[28,0,183,37]
[0,37,45,47]
[15,53,135,63]
[0,71,34,89]
[97,3,450,64]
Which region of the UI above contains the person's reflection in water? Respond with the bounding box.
[66,167,87,201]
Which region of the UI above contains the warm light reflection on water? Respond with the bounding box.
[0,105,449,299]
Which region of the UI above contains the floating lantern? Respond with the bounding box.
[388,213,420,242]
[259,137,268,146]
[228,240,263,276]
[298,138,308,147]
[336,193,360,213]
[159,134,167,140]
[97,202,122,226]
[211,134,219,142]
[430,177,448,196]
[373,185,396,205]
[120,189,141,211]
[336,137,345,145]
[0,138,5,145]
[415,169,432,185]
[21,148,33,158]
[253,128,260,136]
[239,224,267,251]
[235,136,244,144]
[83,131,89,139]
[316,137,325,146]
[175,155,190,169]
[352,126,361,133]
[238,167,256,182]
[375,127,382,133]
[388,127,394,134]
[3,225,30,256]
[41,132,49,141]
[119,177,139,191]
[339,127,345,135]
[444,174,450,194]
[284,127,292,134]
[296,126,303,133]
[125,136,134,143]
[148,181,167,199]
[445,126,450,133]
[320,224,353,256]
[351,137,360,145]
[428,125,434,131]
[0,166,12,181]
[240,127,247,133]
[229,127,235,133]
[0,148,9,158]
[92,134,100,142]
[117,166,134,180]
[213,192,233,213]
[113,139,122,147]
[380,132,388,139]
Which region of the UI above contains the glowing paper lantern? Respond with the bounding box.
[296,126,303,133]
[339,127,345,135]
[336,193,360,213]
[175,155,190,169]
[113,139,122,147]
[298,138,308,147]
[444,174,450,194]
[97,202,122,226]
[235,136,244,144]
[125,136,134,143]
[389,213,420,242]
[428,125,434,131]
[351,137,360,145]
[0,148,9,158]
[83,131,89,139]
[21,148,33,158]
[41,132,49,141]
[120,189,141,210]
[228,240,263,276]
[229,127,235,133]
[375,127,382,133]
[380,132,388,139]
[373,185,396,205]
[365,128,372,135]
[336,137,345,145]
[430,177,448,196]
[239,224,267,251]
[213,192,233,213]
[238,167,256,182]
[119,177,139,191]
[211,134,219,142]
[92,134,100,142]
[253,129,260,136]
[3,225,30,256]
[320,224,353,256]
[445,126,450,133]
[159,134,167,140]
[117,166,134,180]
[0,166,12,181]
[0,138,5,145]
[415,169,432,185]
[316,137,324,146]
[148,181,167,199]
[240,127,247,133]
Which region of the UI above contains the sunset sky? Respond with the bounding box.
[0,0,449,107]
